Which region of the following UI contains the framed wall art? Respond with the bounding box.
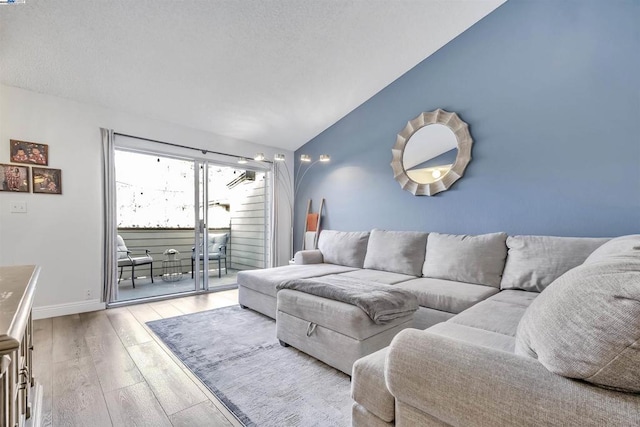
[32,167,62,194]
[10,139,49,165]
[0,163,30,192]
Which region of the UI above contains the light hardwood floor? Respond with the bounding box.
[34,290,244,427]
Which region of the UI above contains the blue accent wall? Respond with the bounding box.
[294,0,640,248]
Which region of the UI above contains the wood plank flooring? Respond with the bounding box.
[34,290,242,427]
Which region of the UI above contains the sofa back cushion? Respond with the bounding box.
[423,232,508,288]
[500,235,609,292]
[515,249,640,393]
[317,230,370,268]
[363,229,428,276]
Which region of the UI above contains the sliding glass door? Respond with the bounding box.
[113,149,270,303]
[115,150,199,301]
[195,163,269,292]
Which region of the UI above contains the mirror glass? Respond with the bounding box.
[391,109,472,196]
[402,124,457,184]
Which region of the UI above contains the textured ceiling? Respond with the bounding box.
[0,0,505,150]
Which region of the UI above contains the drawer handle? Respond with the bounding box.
[306,322,317,337]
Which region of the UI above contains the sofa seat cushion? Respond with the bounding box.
[501,235,609,292]
[334,269,417,285]
[423,232,508,288]
[317,230,370,268]
[450,291,537,337]
[363,229,429,276]
[516,253,640,393]
[351,347,394,422]
[237,264,358,298]
[427,322,515,353]
[395,278,499,314]
[488,289,539,307]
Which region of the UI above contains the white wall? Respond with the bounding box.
[0,85,293,318]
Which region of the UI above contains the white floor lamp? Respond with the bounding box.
[255,152,330,261]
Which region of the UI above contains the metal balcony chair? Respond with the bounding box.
[117,235,154,288]
[191,233,228,279]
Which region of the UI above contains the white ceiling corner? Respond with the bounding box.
[0,0,506,151]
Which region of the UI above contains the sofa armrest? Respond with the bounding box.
[385,329,640,427]
[293,250,324,265]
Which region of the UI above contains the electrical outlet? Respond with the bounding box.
[85,289,92,300]
[10,201,27,213]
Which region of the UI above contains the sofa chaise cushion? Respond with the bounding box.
[317,230,370,268]
[237,264,358,298]
[515,252,640,393]
[501,235,609,292]
[395,278,499,314]
[363,230,429,276]
[334,269,416,285]
[423,232,508,288]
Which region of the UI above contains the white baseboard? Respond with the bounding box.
[33,299,106,319]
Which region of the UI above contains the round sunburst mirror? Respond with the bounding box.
[390,109,473,196]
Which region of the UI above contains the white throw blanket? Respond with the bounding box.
[277,275,418,324]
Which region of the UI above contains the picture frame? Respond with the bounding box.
[0,163,30,192]
[32,167,62,195]
[10,139,49,166]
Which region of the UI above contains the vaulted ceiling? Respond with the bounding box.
[0,0,505,150]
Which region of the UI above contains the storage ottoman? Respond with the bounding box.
[276,289,414,375]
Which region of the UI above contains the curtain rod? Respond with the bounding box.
[113,131,273,163]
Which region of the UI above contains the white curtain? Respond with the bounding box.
[101,128,118,303]
[270,162,278,267]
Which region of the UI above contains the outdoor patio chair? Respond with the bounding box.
[191,233,228,279]
[117,235,154,288]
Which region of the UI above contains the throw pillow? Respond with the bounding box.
[515,257,640,392]
[422,232,508,288]
[583,234,640,265]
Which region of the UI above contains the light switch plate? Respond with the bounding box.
[10,201,27,213]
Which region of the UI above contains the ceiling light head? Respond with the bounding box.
[319,154,330,163]
[274,153,286,162]
[254,153,265,161]
[237,157,248,164]
[431,169,442,179]
[300,154,312,163]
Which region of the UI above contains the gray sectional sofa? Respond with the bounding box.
[237,229,640,426]
[239,229,514,330]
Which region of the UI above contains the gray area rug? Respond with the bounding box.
[146,305,351,426]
